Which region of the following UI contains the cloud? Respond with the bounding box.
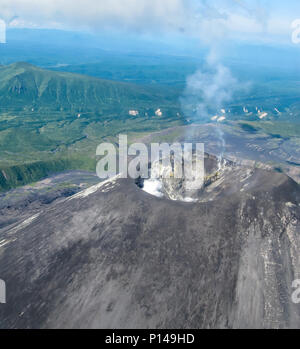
[0,0,295,43]
[0,0,189,33]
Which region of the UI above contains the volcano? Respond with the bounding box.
[140,153,231,202]
[0,157,299,329]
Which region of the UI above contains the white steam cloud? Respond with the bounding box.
[0,0,192,33]
[181,63,239,121]
[179,58,243,166]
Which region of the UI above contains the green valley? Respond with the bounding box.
[0,62,183,190]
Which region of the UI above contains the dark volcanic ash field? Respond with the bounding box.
[0,156,299,329]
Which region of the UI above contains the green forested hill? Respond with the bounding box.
[0,63,182,190]
[0,62,166,111]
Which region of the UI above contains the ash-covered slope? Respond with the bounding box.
[0,162,299,329]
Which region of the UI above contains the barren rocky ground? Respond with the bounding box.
[0,159,299,329]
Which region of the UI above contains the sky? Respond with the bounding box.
[0,0,300,45]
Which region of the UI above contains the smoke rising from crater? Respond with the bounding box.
[180,49,250,164]
[180,61,239,122]
[179,2,253,162]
